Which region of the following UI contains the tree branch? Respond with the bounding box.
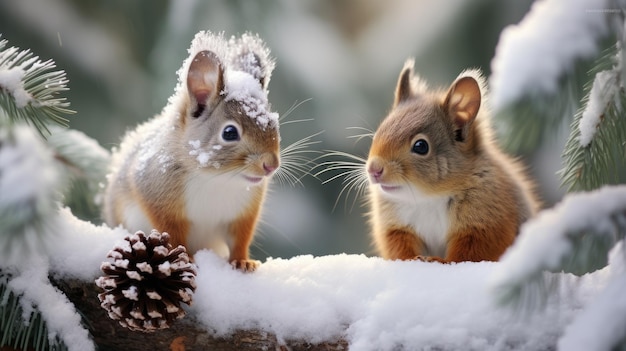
[52,278,348,351]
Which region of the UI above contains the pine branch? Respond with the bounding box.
[47,127,111,222]
[560,44,626,191]
[0,36,74,137]
[0,123,61,262]
[491,186,626,311]
[0,274,67,351]
[53,277,348,351]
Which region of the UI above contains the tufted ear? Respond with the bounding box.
[233,51,267,87]
[443,76,481,142]
[230,33,275,89]
[394,60,415,106]
[187,50,224,117]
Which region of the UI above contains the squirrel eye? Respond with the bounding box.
[221,125,240,142]
[412,139,429,155]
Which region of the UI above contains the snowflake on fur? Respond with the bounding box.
[95,230,196,332]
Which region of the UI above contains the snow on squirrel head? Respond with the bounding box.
[172,31,280,178]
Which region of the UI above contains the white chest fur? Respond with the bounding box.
[387,187,451,257]
[184,171,257,257]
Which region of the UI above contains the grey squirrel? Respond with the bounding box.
[103,32,279,272]
[366,59,540,262]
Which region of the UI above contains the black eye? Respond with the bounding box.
[222,125,240,141]
[412,139,429,155]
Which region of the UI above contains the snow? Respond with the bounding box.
[6,257,95,351]
[559,245,626,351]
[578,69,620,146]
[223,69,279,130]
[191,251,602,350]
[0,200,619,350]
[0,125,57,220]
[167,31,278,132]
[2,123,625,349]
[0,126,59,264]
[0,66,31,107]
[491,186,626,293]
[490,0,610,111]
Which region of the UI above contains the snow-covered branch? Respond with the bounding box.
[491,186,626,307]
[490,0,611,112]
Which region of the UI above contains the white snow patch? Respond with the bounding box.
[490,0,610,111]
[559,252,626,350]
[126,271,143,281]
[159,261,172,276]
[578,69,619,146]
[0,67,31,107]
[192,250,602,349]
[122,285,139,301]
[47,208,128,280]
[223,70,279,130]
[0,125,58,219]
[0,125,60,264]
[154,245,168,257]
[188,139,215,168]
[492,185,626,290]
[137,262,153,274]
[6,257,95,351]
[147,291,162,300]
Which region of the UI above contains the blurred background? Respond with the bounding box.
[1,0,556,260]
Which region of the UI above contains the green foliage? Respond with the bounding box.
[0,36,74,137]
[492,187,626,313]
[0,275,67,351]
[560,45,626,191]
[0,123,59,246]
[0,38,78,351]
[494,75,582,154]
[47,127,111,222]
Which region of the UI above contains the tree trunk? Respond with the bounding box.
[52,278,348,351]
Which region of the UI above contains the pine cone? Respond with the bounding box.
[95,230,196,332]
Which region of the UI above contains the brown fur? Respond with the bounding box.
[104,40,279,272]
[367,60,540,263]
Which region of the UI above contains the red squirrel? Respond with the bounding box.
[366,59,539,263]
[103,32,279,272]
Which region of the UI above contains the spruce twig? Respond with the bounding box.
[0,274,68,351]
[560,44,626,191]
[0,36,74,137]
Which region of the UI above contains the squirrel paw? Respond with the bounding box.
[414,255,446,263]
[230,259,261,272]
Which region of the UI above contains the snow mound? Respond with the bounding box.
[192,251,603,350]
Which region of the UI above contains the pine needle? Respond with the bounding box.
[0,275,68,351]
[0,36,75,138]
[560,44,626,191]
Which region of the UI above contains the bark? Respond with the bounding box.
[52,278,348,351]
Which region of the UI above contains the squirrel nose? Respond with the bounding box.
[367,164,384,182]
[263,162,277,175]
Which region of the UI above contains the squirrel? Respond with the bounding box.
[366,59,540,263]
[103,32,280,272]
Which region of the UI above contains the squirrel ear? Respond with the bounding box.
[394,59,415,106]
[443,76,481,142]
[233,52,267,87]
[187,50,224,116]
